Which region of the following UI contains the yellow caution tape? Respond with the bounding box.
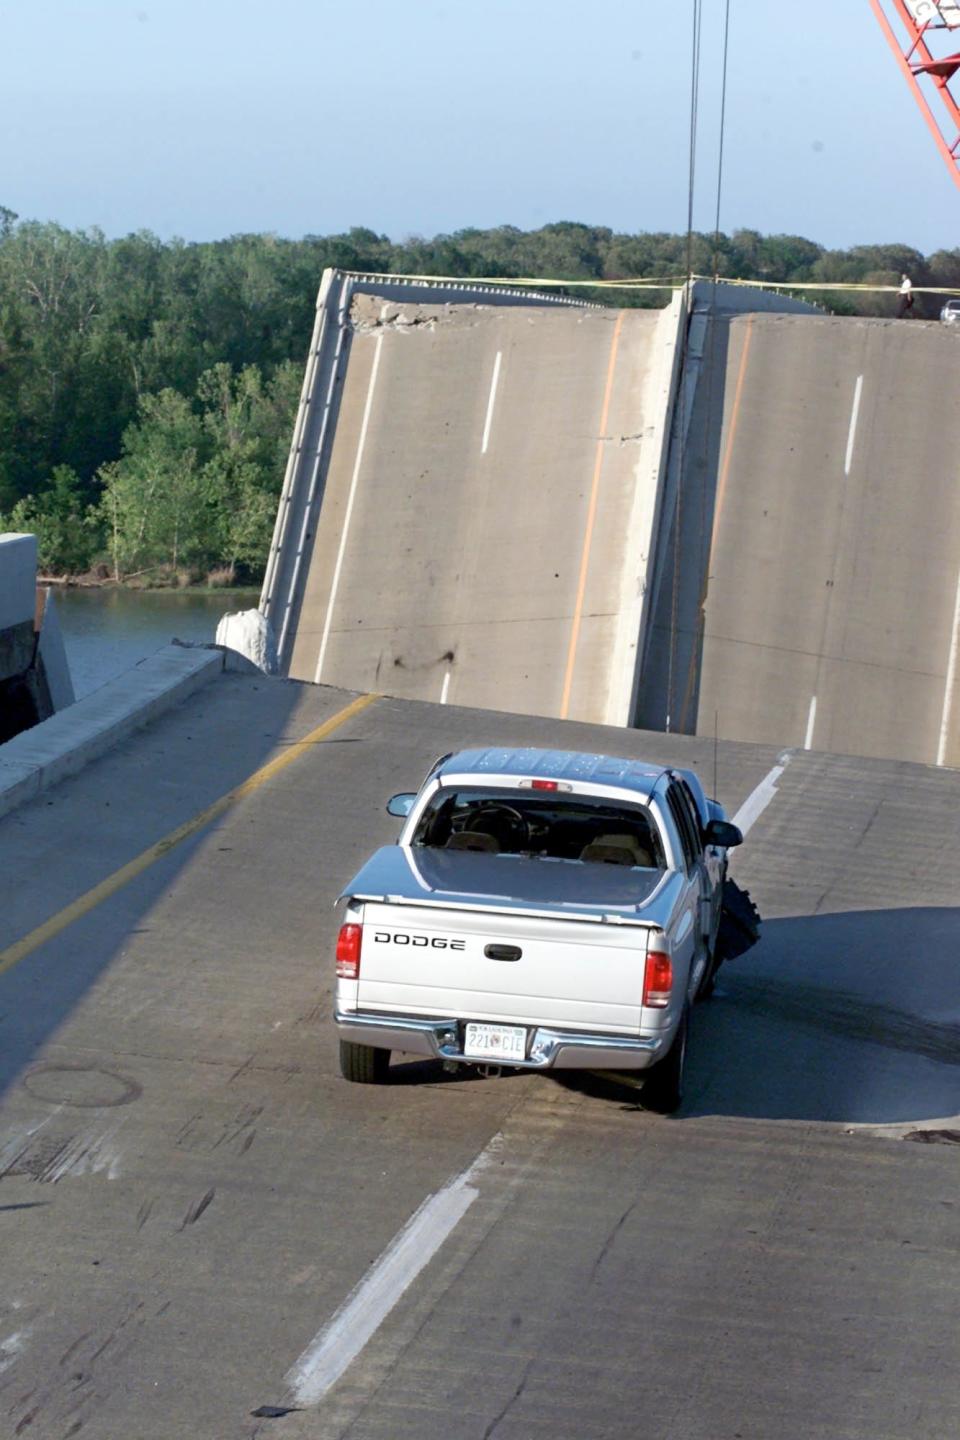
[344,268,960,296]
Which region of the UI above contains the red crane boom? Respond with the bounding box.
[869,0,960,189]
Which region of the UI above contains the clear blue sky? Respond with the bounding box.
[5,0,958,253]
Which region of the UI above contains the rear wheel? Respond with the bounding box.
[642,1007,688,1113]
[697,945,721,1000]
[339,1040,391,1084]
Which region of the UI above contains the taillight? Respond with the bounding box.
[336,923,362,979]
[643,948,673,1008]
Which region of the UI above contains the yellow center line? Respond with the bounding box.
[559,310,625,719]
[0,691,380,978]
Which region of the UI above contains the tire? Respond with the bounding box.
[716,881,762,962]
[339,1040,390,1084]
[642,1006,688,1113]
[697,946,721,1000]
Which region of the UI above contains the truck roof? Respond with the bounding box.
[435,747,670,799]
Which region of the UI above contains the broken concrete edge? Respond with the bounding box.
[36,587,76,710]
[0,533,38,633]
[689,277,824,318]
[212,609,279,674]
[0,644,226,822]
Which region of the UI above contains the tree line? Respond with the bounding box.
[0,209,955,582]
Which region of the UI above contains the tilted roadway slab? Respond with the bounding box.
[693,313,960,766]
[289,300,661,724]
[0,674,959,1437]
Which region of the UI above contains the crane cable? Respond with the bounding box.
[689,0,734,733]
[684,0,703,287]
[667,0,704,731]
[667,0,732,734]
[712,0,732,288]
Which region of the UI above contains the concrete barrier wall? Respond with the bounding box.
[0,534,39,684]
[0,533,37,627]
[35,588,75,711]
[0,644,223,820]
[1,533,75,740]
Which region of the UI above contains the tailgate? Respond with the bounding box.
[356,902,654,1032]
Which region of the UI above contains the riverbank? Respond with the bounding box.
[39,572,262,596]
[54,588,260,699]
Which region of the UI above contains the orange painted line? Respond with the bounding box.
[559,311,625,719]
[0,692,380,977]
[710,315,753,553]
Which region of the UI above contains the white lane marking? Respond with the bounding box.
[844,374,863,476]
[314,332,384,684]
[732,753,791,837]
[440,668,451,705]
[480,350,502,455]
[936,565,960,766]
[0,1328,30,1376]
[803,695,818,751]
[286,1139,497,1405]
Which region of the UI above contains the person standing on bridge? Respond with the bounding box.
[897,273,915,318]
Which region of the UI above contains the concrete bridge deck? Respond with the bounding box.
[1,669,958,1438]
[638,310,960,766]
[268,273,960,768]
[291,302,660,723]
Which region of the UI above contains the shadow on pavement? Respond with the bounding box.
[0,676,309,1106]
[369,908,960,1126]
[686,907,960,1124]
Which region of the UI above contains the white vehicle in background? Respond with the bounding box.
[940,297,960,324]
[334,748,759,1111]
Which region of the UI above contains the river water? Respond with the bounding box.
[55,587,261,699]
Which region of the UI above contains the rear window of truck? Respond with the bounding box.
[411,787,665,868]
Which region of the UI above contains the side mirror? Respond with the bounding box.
[386,793,416,818]
[704,818,743,849]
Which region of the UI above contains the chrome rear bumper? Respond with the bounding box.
[334,1009,665,1071]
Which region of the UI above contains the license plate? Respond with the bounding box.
[463,1022,527,1063]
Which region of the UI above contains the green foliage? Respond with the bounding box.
[197,362,294,574]
[97,362,298,580]
[0,466,101,573]
[0,211,955,580]
[100,389,208,578]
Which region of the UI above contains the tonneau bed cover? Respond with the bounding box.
[340,845,671,925]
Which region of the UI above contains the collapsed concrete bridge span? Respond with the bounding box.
[263,268,960,767]
[260,269,684,726]
[637,303,960,768]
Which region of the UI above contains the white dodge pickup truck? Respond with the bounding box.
[334,747,753,1110]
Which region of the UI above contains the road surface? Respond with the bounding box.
[1,673,958,1438]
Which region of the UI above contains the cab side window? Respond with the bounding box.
[666,784,700,874]
[677,779,707,844]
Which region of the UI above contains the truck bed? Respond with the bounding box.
[342,844,672,923]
